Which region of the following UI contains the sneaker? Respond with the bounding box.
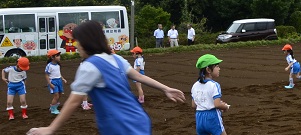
[82,105,91,110]
[87,103,93,107]
[22,114,28,119]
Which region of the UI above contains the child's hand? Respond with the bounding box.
[285,67,289,71]
[62,78,67,84]
[49,84,55,89]
[164,88,185,103]
[220,101,230,112]
[2,78,8,84]
[27,127,54,135]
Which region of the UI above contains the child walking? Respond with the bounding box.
[79,59,93,110]
[282,44,301,89]
[45,49,67,114]
[131,46,145,103]
[191,54,230,135]
[2,57,30,120]
[27,20,185,135]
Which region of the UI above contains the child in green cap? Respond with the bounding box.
[191,54,230,135]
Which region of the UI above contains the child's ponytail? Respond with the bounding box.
[288,50,295,59]
[198,68,206,84]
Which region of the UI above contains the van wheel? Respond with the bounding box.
[4,49,26,57]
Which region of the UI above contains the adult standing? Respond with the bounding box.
[154,24,164,48]
[187,24,195,46]
[167,25,179,47]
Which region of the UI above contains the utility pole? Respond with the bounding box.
[130,0,135,49]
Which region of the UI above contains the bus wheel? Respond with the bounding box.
[4,49,26,57]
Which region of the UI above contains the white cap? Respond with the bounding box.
[25,35,34,41]
[15,35,21,39]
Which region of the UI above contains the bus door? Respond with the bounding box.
[38,17,56,55]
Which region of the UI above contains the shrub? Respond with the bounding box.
[276,25,297,38]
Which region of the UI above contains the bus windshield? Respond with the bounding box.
[226,23,241,33]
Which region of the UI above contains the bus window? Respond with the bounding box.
[58,12,88,30]
[0,15,3,33]
[49,18,55,32]
[91,11,120,29]
[39,18,46,32]
[49,39,55,49]
[40,39,46,49]
[4,14,35,33]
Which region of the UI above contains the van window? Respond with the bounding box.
[256,22,267,31]
[243,23,255,32]
[226,23,241,33]
[91,11,120,29]
[267,22,275,29]
[4,14,36,33]
[0,15,3,33]
[58,12,88,30]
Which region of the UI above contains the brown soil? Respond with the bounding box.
[1,43,301,135]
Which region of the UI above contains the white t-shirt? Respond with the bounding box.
[167,29,178,39]
[45,62,62,79]
[4,66,27,83]
[286,55,297,66]
[134,57,145,70]
[191,80,222,111]
[187,28,195,39]
[153,29,164,38]
[71,53,132,95]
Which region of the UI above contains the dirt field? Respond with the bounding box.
[0,43,301,135]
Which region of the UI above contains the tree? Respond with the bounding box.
[135,5,171,37]
[251,0,293,25]
[290,11,301,33]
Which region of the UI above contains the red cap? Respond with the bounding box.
[47,49,61,58]
[130,47,143,53]
[17,57,30,71]
[282,44,292,51]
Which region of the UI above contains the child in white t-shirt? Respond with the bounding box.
[191,54,230,135]
[131,47,145,103]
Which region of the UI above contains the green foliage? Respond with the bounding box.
[135,5,171,37]
[276,25,298,38]
[251,0,293,25]
[290,11,301,33]
[117,38,301,55]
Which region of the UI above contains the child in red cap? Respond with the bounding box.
[2,57,30,120]
[131,46,146,103]
[45,49,67,114]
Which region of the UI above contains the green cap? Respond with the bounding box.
[196,54,223,69]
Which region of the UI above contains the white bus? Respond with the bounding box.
[0,6,130,57]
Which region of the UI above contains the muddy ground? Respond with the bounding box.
[0,43,301,135]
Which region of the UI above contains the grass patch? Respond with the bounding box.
[0,38,299,64]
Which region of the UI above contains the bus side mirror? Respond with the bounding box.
[242,29,246,33]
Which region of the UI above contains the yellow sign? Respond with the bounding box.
[1,37,13,47]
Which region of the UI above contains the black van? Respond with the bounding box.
[216,18,278,44]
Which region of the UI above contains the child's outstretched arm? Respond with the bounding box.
[2,69,8,84]
[127,68,185,103]
[27,94,83,135]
